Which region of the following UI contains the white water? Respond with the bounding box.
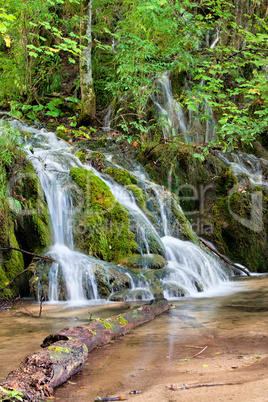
[2,120,232,302]
[153,71,189,140]
[92,162,229,298]
[217,152,268,188]
[12,122,99,303]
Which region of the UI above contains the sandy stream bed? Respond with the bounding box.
[1,276,268,402]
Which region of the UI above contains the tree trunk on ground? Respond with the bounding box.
[0,299,169,401]
[79,0,96,124]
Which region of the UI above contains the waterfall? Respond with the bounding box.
[216,151,268,188]
[153,71,189,140]
[3,120,231,302]
[153,30,220,143]
[91,162,229,297]
[12,122,99,303]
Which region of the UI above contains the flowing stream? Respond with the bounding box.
[4,121,232,302]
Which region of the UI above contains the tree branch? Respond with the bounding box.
[199,238,250,276]
[0,246,56,262]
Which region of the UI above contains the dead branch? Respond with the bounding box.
[0,249,56,292]
[192,345,208,358]
[199,238,250,276]
[0,246,56,262]
[178,381,242,390]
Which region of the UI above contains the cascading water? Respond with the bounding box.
[3,120,232,302]
[153,71,189,140]
[216,151,268,188]
[153,31,220,143]
[12,122,99,303]
[91,161,229,298]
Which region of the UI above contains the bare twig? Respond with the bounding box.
[0,267,30,291]
[178,381,242,390]
[39,296,44,318]
[192,345,208,359]
[0,246,56,262]
[0,247,56,291]
[199,238,250,276]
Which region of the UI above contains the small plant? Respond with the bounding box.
[45,98,64,118]
[0,385,23,401]
[68,115,77,127]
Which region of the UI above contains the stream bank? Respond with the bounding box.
[0,275,268,401]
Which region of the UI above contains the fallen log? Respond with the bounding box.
[1,299,169,401]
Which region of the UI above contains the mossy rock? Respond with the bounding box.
[15,161,52,255]
[216,167,238,196]
[55,127,69,142]
[109,288,153,302]
[87,151,105,171]
[126,184,146,209]
[120,254,167,269]
[162,282,186,297]
[75,151,86,163]
[103,167,138,185]
[93,264,131,298]
[212,186,268,271]
[0,207,24,297]
[70,167,138,262]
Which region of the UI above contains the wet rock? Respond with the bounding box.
[120,254,167,270]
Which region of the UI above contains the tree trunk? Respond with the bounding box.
[79,0,96,124]
[0,299,169,401]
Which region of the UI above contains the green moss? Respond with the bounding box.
[104,167,138,185]
[126,184,146,209]
[120,254,167,269]
[216,167,238,196]
[70,168,138,262]
[75,151,86,163]
[117,315,128,325]
[55,127,69,142]
[0,209,24,297]
[212,188,268,271]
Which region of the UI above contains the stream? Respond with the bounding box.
[1,275,268,401]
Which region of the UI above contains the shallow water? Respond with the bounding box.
[1,276,268,401]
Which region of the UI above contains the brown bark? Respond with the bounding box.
[1,299,169,401]
[199,238,250,276]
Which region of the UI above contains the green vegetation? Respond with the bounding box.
[0,1,267,150]
[103,167,138,186]
[70,167,138,262]
[0,124,51,298]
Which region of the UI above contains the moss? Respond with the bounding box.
[126,184,146,209]
[70,167,138,262]
[55,127,69,142]
[0,159,52,298]
[212,188,268,271]
[120,254,167,269]
[70,167,114,211]
[216,167,238,196]
[87,151,105,171]
[75,151,86,163]
[104,167,138,185]
[14,161,52,255]
[0,210,24,297]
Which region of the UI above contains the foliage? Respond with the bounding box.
[0,385,23,401]
[0,124,23,201]
[0,0,268,151]
[0,0,83,103]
